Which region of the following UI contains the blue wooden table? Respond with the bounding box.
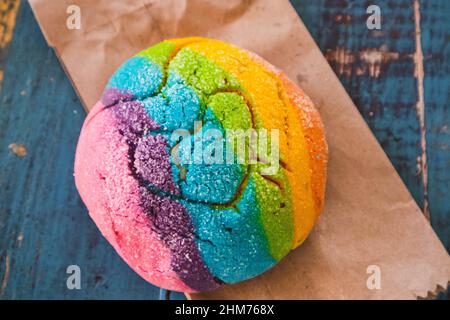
[0,0,448,299]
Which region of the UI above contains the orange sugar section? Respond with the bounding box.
[280,75,328,215]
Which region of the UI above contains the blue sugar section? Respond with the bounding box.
[142,80,202,132]
[138,72,245,204]
[171,121,245,204]
[183,178,275,283]
[107,56,163,100]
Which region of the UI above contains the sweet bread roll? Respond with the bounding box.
[74,37,328,292]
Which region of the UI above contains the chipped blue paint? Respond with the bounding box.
[421,0,450,250]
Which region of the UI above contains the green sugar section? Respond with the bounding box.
[137,41,176,69]
[205,93,252,131]
[168,48,241,105]
[252,165,294,261]
[204,92,252,164]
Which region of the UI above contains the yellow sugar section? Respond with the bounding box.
[185,38,316,248]
[167,37,205,48]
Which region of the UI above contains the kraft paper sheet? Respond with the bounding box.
[28,0,450,299]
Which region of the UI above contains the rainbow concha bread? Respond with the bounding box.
[74,37,328,292]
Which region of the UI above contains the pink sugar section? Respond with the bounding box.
[74,101,193,292]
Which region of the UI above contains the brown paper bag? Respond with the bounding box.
[29,0,450,299]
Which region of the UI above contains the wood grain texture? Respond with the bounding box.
[0,0,448,299]
[420,0,450,251]
[293,0,426,214]
[293,0,449,298]
[0,1,162,299]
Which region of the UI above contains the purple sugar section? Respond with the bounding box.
[102,87,135,107]
[135,134,180,195]
[109,92,221,291]
[139,186,221,291]
[112,100,160,144]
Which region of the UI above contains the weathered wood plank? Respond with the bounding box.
[420,1,450,250]
[0,1,161,299]
[293,0,426,214]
